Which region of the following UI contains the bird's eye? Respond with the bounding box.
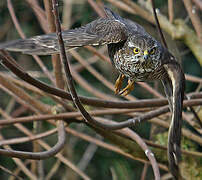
[150,47,156,54]
[133,48,140,54]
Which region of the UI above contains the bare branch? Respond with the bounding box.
[192,0,202,11]
[87,0,105,17]
[0,128,57,146]
[183,0,202,43]
[0,120,66,160]
[0,164,23,180]
[150,0,168,48]
[25,0,48,32]
[168,0,174,23]
[43,0,65,89]
[7,0,55,84]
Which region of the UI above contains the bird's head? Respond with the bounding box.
[124,34,162,64]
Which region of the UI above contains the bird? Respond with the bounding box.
[0,7,167,96]
[0,7,184,179]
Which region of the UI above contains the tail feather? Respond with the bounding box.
[163,59,185,179]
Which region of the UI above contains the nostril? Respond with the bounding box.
[143,54,148,60]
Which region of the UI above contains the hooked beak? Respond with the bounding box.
[143,50,149,60]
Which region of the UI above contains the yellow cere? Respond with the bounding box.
[143,50,148,55]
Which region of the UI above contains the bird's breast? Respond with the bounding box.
[114,50,165,81]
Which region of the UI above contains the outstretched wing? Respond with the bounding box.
[0,8,128,55]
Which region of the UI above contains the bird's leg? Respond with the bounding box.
[119,79,135,96]
[114,74,125,94]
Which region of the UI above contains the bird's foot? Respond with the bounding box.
[119,79,135,96]
[114,74,125,94]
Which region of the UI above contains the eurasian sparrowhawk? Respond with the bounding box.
[0,7,185,179]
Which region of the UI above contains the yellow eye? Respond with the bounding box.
[150,47,156,54]
[133,48,140,54]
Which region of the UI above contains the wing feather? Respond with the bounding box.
[0,17,128,55]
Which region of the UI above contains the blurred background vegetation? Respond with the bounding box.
[0,0,201,179]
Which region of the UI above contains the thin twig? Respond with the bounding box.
[0,73,51,114]
[0,120,66,159]
[43,0,65,89]
[140,164,148,180]
[182,0,202,43]
[87,0,105,17]
[25,0,48,32]
[150,0,168,48]
[8,161,31,180]
[7,0,55,84]
[0,165,23,180]
[45,159,61,180]
[192,0,202,11]
[62,0,73,29]
[137,82,163,98]
[0,84,38,114]
[0,128,57,146]
[168,0,174,23]
[77,135,101,171]
[7,0,25,38]
[185,74,202,83]
[0,135,37,180]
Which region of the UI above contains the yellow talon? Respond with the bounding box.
[114,74,125,94]
[119,79,135,96]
